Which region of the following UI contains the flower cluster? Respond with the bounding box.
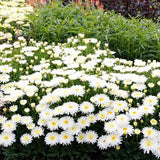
[0,0,33,44]
[0,0,160,159]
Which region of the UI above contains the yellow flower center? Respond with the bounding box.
[64,135,68,139]
[64,120,69,124]
[50,136,55,140]
[84,106,89,109]
[99,98,104,101]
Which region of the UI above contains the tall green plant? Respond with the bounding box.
[24,1,160,61]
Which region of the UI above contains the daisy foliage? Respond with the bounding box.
[0,0,160,159]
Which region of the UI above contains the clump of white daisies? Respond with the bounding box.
[0,0,160,159]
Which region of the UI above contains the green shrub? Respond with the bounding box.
[24,1,160,61]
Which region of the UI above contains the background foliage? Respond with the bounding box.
[24,1,160,61]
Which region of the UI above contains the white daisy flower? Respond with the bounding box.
[20,99,27,105]
[70,85,85,96]
[45,132,59,146]
[62,102,79,115]
[0,74,10,83]
[39,108,54,120]
[97,135,110,150]
[87,114,97,123]
[0,132,16,147]
[67,123,81,135]
[20,134,33,145]
[27,123,35,130]
[0,115,7,124]
[118,125,134,136]
[76,132,86,144]
[9,105,18,112]
[91,94,110,107]
[115,114,130,126]
[11,114,21,123]
[107,133,122,147]
[79,101,95,114]
[47,118,59,131]
[104,121,118,133]
[84,131,98,144]
[131,91,143,99]
[59,131,74,145]
[142,127,158,138]
[140,138,157,154]
[139,105,154,115]
[111,100,128,112]
[37,118,47,126]
[31,126,44,138]
[152,142,160,159]
[96,110,107,121]
[77,116,90,129]
[20,116,33,125]
[143,95,158,106]
[2,120,16,132]
[59,116,74,130]
[128,108,143,120]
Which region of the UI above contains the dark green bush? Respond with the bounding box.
[24,1,160,61]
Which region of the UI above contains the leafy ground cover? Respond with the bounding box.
[0,0,160,160]
[24,1,160,61]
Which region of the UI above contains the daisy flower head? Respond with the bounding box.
[37,118,47,127]
[31,126,44,138]
[45,132,59,146]
[2,120,16,132]
[67,123,82,135]
[59,131,74,145]
[47,118,59,131]
[139,105,154,115]
[104,121,118,133]
[20,116,33,125]
[143,95,158,106]
[111,100,128,112]
[107,133,122,147]
[119,125,134,136]
[0,115,7,124]
[20,99,27,105]
[87,114,97,123]
[140,138,157,154]
[0,74,10,83]
[77,116,90,129]
[9,105,18,112]
[36,103,50,112]
[128,108,143,120]
[20,134,33,145]
[115,114,130,126]
[11,114,21,123]
[0,65,12,73]
[76,132,86,144]
[27,123,35,130]
[62,102,79,115]
[70,85,85,96]
[59,116,74,130]
[39,108,54,120]
[79,101,95,114]
[150,119,158,126]
[131,91,143,99]
[152,142,160,159]
[97,135,109,150]
[96,110,107,121]
[90,94,110,107]
[0,132,16,147]
[84,130,98,144]
[142,127,158,138]
[53,105,65,116]
[131,83,146,91]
